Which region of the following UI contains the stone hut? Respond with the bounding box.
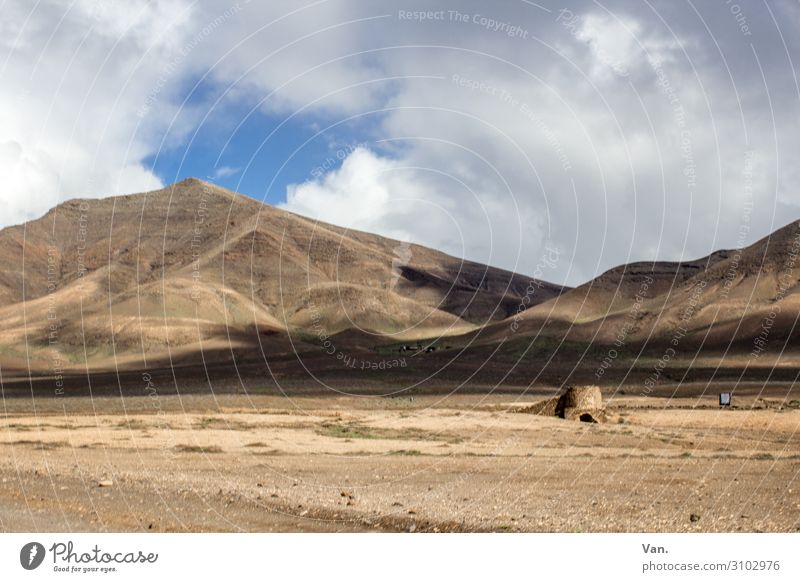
[555,385,603,421]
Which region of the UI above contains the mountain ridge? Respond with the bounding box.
[2,178,799,380]
[0,178,564,373]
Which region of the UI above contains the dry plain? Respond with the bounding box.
[1,384,798,533]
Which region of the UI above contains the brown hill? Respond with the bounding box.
[458,220,800,360]
[3,178,798,383]
[0,178,564,373]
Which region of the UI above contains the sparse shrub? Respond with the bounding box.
[750,452,774,461]
[173,444,223,453]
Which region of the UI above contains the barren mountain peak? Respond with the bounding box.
[0,180,563,373]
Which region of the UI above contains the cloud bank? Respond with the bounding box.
[2,0,799,285]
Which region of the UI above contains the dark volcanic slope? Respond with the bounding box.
[0,178,563,372]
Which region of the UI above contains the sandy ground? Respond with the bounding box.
[1,389,799,532]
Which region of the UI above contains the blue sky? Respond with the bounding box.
[142,70,394,208]
[144,87,327,206]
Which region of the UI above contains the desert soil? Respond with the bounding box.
[1,385,798,533]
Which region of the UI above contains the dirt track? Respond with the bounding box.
[1,388,799,532]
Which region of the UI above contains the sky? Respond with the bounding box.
[1,0,799,286]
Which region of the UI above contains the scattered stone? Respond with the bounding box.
[690,513,701,523]
[514,397,559,416]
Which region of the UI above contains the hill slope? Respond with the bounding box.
[0,178,564,372]
[460,220,800,360]
[3,178,798,381]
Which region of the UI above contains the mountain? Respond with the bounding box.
[0,178,564,374]
[2,178,798,385]
[461,220,800,360]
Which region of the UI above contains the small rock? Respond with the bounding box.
[98,480,113,488]
[690,513,701,523]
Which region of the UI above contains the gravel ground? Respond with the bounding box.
[1,393,798,532]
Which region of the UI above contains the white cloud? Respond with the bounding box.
[2,0,799,286]
[283,148,396,232]
[575,12,641,77]
[282,145,539,275]
[276,4,800,284]
[571,11,682,78]
[281,147,479,256]
[211,165,240,179]
[0,0,197,226]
